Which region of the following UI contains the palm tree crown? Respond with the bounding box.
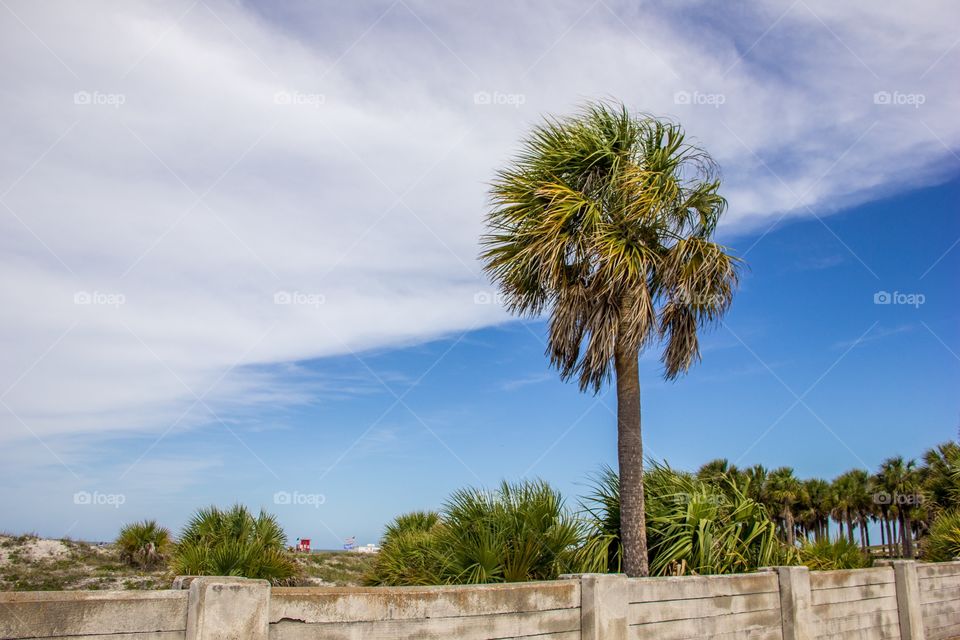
[482,102,740,391]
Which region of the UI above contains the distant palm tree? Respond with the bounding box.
[697,458,740,486]
[876,456,920,558]
[874,462,897,558]
[767,467,803,545]
[482,102,740,576]
[847,469,873,550]
[742,464,770,506]
[801,478,832,543]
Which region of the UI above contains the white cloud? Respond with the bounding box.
[0,0,957,455]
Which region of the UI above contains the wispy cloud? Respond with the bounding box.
[796,254,846,271]
[500,372,554,392]
[832,324,916,350]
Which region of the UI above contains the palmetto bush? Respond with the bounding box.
[116,519,171,568]
[924,509,960,562]
[578,462,787,576]
[171,505,297,584]
[366,511,445,586]
[366,481,582,585]
[798,537,872,571]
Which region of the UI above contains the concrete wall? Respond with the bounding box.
[918,562,960,640]
[627,572,783,640]
[808,566,901,640]
[1,562,958,640]
[0,590,188,640]
[269,581,581,640]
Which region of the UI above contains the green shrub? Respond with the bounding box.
[924,509,960,562]
[171,505,297,584]
[798,537,872,571]
[116,520,171,568]
[366,480,581,585]
[578,462,787,575]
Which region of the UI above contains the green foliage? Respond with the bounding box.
[171,505,297,584]
[116,520,171,568]
[578,462,787,576]
[382,511,441,544]
[481,101,740,391]
[575,467,622,574]
[923,443,960,514]
[366,481,581,585]
[798,538,872,571]
[364,523,445,586]
[924,510,960,562]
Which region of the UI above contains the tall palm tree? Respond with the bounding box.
[481,103,740,576]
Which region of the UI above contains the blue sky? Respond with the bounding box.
[0,0,958,546]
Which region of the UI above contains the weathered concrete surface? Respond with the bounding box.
[270,609,579,640]
[625,572,782,640]
[808,565,903,640]
[0,590,188,639]
[581,574,627,640]
[185,577,270,640]
[888,561,925,640]
[270,580,581,640]
[918,561,960,640]
[270,580,579,623]
[777,566,813,640]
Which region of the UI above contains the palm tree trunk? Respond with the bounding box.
[903,513,914,558]
[846,514,854,545]
[784,509,795,546]
[615,340,648,577]
[886,516,895,558]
